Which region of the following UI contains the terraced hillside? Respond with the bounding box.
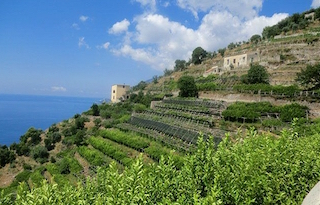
[0,101,196,194]
[117,98,228,152]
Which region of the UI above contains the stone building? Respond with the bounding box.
[111,84,130,103]
[223,51,260,70]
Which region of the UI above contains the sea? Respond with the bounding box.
[0,94,104,146]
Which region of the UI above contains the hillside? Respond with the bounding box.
[1,9,320,204]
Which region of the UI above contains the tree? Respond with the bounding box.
[247,64,269,84]
[250,34,261,44]
[177,75,198,97]
[21,127,43,146]
[191,47,207,65]
[152,75,158,84]
[132,81,147,91]
[262,26,280,39]
[218,48,226,57]
[174,60,187,71]
[296,63,320,90]
[227,42,236,50]
[163,68,173,76]
[315,7,320,19]
[0,145,15,167]
[91,103,100,116]
[30,146,49,163]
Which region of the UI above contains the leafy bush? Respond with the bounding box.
[0,145,15,167]
[100,129,150,150]
[20,127,43,146]
[296,63,320,90]
[280,103,308,122]
[223,101,307,123]
[30,146,49,164]
[177,75,198,97]
[78,146,107,166]
[233,83,300,97]
[56,157,82,175]
[222,102,279,122]
[23,163,32,170]
[133,103,147,113]
[89,137,133,166]
[197,82,216,91]
[13,170,32,185]
[29,167,46,187]
[247,64,269,84]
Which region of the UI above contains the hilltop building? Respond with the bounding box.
[223,51,260,69]
[305,12,315,21]
[111,84,130,103]
[204,51,261,76]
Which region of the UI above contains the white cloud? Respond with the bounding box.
[79,15,89,22]
[78,37,90,49]
[134,0,156,11]
[176,0,263,20]
[312,0,320,8]
[162,1,170,7]
[110,10,287,71]
[72,23,80,30]
[51,86,67,92]
[109,19,131,34]
[97,42,110,50]
[102,42,110,49]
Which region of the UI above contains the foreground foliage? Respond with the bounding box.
[2,123,320,204]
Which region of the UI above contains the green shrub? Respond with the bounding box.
[280,103,308,122]
[197,82,216,91]
[30,146,49,164]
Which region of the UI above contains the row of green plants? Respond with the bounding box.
[197,82,217,91]
[99,129,150,151]
[77,146,110,167]
[163,98,225,108]
[130,116,200,143]
[144,142,184,168]
[222,101,308,123]
[233,84,300,97]
[155,102,211,114]
[116,123,193,152]
[162,108,216,123]
[136,110,214,133]
[88,137,133,166]
[195,74,217,83]
[100,128,185,167]
[4,124,320,204]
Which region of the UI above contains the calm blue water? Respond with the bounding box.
[0,94,103,146]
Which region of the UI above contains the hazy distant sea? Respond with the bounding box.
[0,94,103,146]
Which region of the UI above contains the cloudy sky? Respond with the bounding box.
[0,0,318,98]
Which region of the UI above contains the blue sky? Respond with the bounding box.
[0,0,318,98]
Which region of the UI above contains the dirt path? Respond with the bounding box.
[74,152,90,177]
[0,164,17,188]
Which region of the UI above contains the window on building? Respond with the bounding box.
[113,96,115,99]
[227,59,229,65]
[243,57,246,61]
[123,85,125,88]
[113,90,115,93]
[233,59,236,64]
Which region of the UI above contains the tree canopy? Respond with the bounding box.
[250,34,261,44]
[174,59,187,71]
[177,75,198,97]
[191,47,207,65]
[247,64,269,84]
[296,63,320,90]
